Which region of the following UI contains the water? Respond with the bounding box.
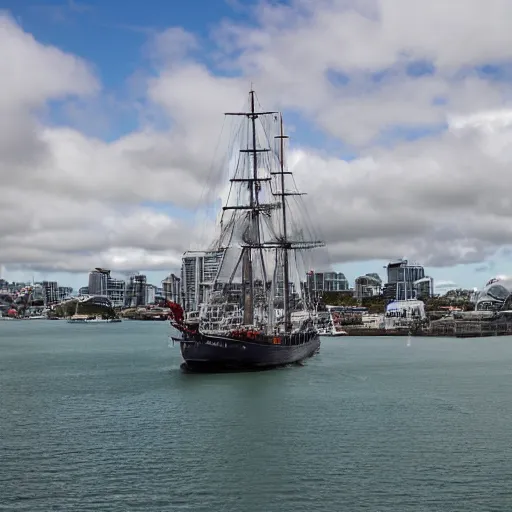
[1,321,512,511]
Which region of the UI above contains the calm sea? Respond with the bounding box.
[1,320,512,511]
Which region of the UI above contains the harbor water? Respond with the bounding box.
[1,320,512,511]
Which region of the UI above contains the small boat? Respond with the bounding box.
[315,305,348,336]
[316,326,348,337]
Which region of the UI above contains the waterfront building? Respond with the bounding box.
[153,287,165,303]
[354,273,382,299]
[126,274,147,307]
[88,268,110,296]
[78,286,89,296]
[414,277,434,300]
[30,284,45,303]
[145,284,157,305]
[384,299,426,330]
[106,277,126,308]
[58,286,73,301]
[305,271,349,295]
[181,250,225,311]
[88,268,126,307]
[42,281,59,305]
[473,276,512,311]
[162,273,181,303]
[383,259,434,301]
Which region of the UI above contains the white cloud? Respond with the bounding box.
[435,280,458,293]
[0,14,211,275]
[2,2,512,279]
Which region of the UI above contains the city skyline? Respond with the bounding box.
[2,2,512,290]
[0,260,486,295]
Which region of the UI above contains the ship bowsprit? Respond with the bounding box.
[178,332,320,372]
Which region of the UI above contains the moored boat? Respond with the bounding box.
[315,305,348,336]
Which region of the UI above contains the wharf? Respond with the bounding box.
[429,319,512,338]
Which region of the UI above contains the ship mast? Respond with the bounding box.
[225,90,277,326]
[224,90,325,330]
[276,115,291,330]
[245,90,258,325]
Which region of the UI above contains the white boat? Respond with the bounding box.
[315,305,348,336]
[317,326,348,336]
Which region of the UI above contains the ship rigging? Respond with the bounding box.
[168,89,325,371]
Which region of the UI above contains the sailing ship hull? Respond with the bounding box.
[177,332,320,372]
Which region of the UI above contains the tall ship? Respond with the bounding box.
[169,90,325,372]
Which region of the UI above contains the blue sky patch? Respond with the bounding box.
[376,122,448,147]
[326,69,350,87]
[406,60,436,77]
[475,62,512,82]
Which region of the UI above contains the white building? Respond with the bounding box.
[107,277,126,308]
[162,273,181,303]
[145,284,157,305]
[384,300,426,330]
[181,250,225,311]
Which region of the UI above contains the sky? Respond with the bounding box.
[2,0,512,293]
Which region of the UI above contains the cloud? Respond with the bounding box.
[3,1,512,277]
[0,13,207,274]
[286,108,512,266]
[215,0,512,147]
[435,280,458,293]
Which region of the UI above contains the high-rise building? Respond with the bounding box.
[106,277,125,308]
[145,284,157,305]
[88,268,110,296]
[126,274,147,307]
[58,286,73,301]
[162,273,181,303]
[42,281,59,305]
[305,271,349,295]
[181,250,225,311]
[78,286,89,296]
[354,273,382,299]
[383,259,434,301]
[88,268,126,306]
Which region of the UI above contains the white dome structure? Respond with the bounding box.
[474,276,512,311]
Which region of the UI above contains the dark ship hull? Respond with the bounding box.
[175,330,320,372]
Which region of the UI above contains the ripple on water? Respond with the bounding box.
[1,324,512,511]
